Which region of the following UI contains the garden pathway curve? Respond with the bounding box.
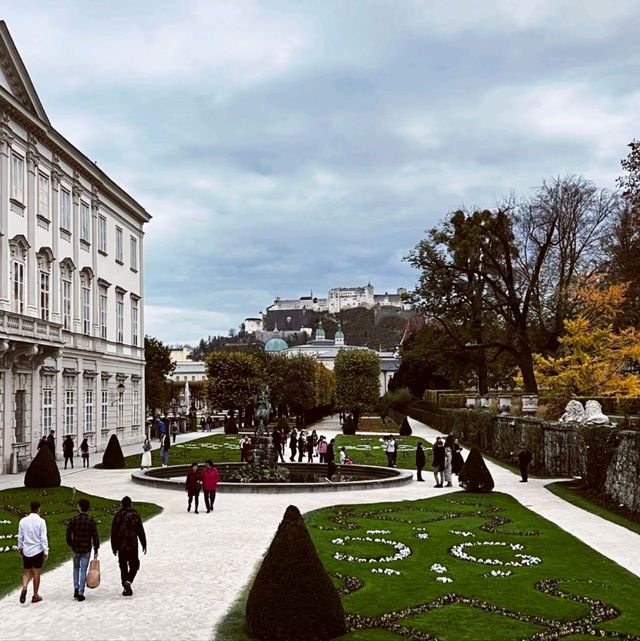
[0,418,637,641]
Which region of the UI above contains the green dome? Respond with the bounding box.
[265,338,288,352]
[335,328,344,339]
[315,322,325,340]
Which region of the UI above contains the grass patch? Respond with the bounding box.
[358,417,399,433]
[0,486,161,598]
[335,435,431,469]
[546,480,640,536]
[123,434,242,468]
[220,492,640,640]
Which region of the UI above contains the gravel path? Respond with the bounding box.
[0,417,638,641]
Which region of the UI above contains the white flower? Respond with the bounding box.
[366,529,390,535]
[417,533,429,540]
[436,576,453,583]
[449,530,475,537]
[331,536,411,563]
[371,567,400,576]
[485,570,512,577]
[449,541,542,568]
[430,563,448,574]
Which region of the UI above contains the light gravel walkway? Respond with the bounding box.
[0,418,637,641]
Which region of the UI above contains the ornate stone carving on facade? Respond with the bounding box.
[59,257,76,280]
[559,400,585,423]
[0,42,31,108]
[72,170,83,199]
[582,400,610,425]
[91,184,101,210]
[51,154,63,186]
[26,131,39,169]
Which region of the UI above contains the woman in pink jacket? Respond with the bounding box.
[202,459,220,513]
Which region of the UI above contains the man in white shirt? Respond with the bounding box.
[17,501,49,604]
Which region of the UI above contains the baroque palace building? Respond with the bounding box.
[0,23,151,472]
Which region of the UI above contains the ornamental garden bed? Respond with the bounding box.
[217,492,640,640]
[0,486,161,598]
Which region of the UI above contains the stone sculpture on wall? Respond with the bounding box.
[559,400,585,423]
[582,400,610,425]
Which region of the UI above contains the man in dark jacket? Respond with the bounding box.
[432,436,445,487]
[66,499,99,601]
[326,439,336,480]
[46,430,56,459]
[110,496,147,597]
[415,443,426,482]
[63,435,75,469]
[518,448,533,482]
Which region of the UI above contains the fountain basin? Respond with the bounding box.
[131,462,413,493]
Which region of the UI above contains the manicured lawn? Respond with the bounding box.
[0,486,161,598]
[217,492,640,640]
[335,435,431,469]
[358,417,399,433]
[123,434,243,468]
[546,480,640,536]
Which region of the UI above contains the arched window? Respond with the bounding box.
[37,248,54,321]
[59,258,75,331]
[80,267,94,336]
[9,235,29,315]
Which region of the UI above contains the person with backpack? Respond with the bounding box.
[110,496,147,597]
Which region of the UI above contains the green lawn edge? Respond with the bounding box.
[0,485,162,599]
[545,480,640,536]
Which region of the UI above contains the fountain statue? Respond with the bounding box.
[231,386,289,482]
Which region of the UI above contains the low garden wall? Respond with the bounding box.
[408,405,640,517]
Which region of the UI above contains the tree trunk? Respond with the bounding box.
[353,408,361,431]
[517,350,538,394]
[477,349,489,395]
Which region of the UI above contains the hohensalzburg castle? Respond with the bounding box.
[245,284,407,333]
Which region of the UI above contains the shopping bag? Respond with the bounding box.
[86,558,101,589]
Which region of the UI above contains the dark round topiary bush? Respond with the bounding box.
[102,434,125,469]
[459,446,494,493]
[342,415,356,435]
[399,416,413,436]
[24,446,61,488]
[246,505,345,641]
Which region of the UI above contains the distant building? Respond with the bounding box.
[244,317,263,334]
[168,345,205,383]
[267,323,399,395]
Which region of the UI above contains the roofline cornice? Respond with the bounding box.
[0,90,151,225]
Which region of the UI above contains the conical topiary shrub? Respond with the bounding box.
[225,415,238,434]
[459,446,494,493]
[102,434,125,469]
[246,505,345,641]
[342,415,355,435]
[24,446,61,488]
[399,416,412,436]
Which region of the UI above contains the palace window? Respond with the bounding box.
[80,203,91,243]
[10,237,28,315]
[65,389,75,435]
[101,388,108,430]
[132,380,140,426]
[99,286,108,339]
[11,153,24,201]
[42,388,53,436]
[98,215,107,253]
[116,292,124,343]
[60,258,75,331]
[85,386,94,433]
[61,189,71,230]
[81,269,93,336]
[38,173,50,218]
[117,384,125,427]
[116,226,123,263]
[131,299,139,346]
[130,236,137,271]
[37,250,52,321]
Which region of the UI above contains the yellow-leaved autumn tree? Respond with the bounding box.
[533,280,640,396]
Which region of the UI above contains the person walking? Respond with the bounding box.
[306,431,314,462]
[415,442,426,482]
[443,436,454,487]
[432,436,445,487]
[79,438,90,468]
[317,436,327,463]
[140,438,152,469]
[202,459,219,513]
[171,421,178,443]
[326,438,337,480]
[452,438,464,476]
[518,448,533,482]
[110,496,147,597]
[272,428,284,463]
[297,431,306,463]
[185,462,202,513]
[63,435,75,469]
[66,498,100,602]
[385,436,396,467]
[160,432,171,466]
[46,430,56,459]
[156,418,166,443]
[17,501,48,604]
[289,429,297,462]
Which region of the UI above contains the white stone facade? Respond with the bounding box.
[0,23,151,472]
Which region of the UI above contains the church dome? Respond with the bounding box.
[265,337,288,352]
[315,321,326,340]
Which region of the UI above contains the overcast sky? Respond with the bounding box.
[4,1,639,344]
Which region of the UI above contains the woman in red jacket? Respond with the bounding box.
[201,459,220,513]
[185,462,202,514]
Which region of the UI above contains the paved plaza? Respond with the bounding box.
[1,418,638,641]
